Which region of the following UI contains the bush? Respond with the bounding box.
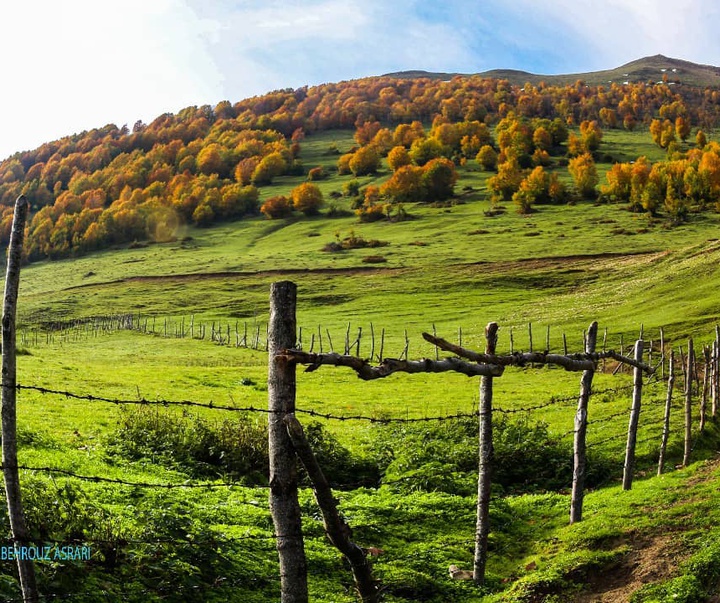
[372,415,614,495]
[307,166,326,181]
[108,409,375,489]
[260,195,292,219]
[107,407,269,483]
[301,421,380,489]
[290,182,323,215]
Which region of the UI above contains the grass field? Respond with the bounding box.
[4,127,720,601]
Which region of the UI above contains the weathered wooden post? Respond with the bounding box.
[660,327,665,380]
[622,339,644,490]
[700,346,710,433]
[285,415,379,603]
[2,196,39,602]
[713,331,719,419]
[683,339,694,467]
[658,351,675,476]
[570,321,598,523]
[473,322,498,585]
[268,281,308,603]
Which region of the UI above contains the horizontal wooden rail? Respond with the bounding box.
[280,350,504,379]
[422,333,655,374]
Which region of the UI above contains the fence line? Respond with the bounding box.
[17,382,644,424]
[16,312,675,370]
[6,312,719,602]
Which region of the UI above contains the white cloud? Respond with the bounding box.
[508,0,720,69]
[0,0,224,158]
[3,0,720,159]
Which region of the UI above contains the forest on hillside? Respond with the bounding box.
[2,73,720,260]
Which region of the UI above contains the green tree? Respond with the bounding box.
[421,158,458,201]
[408,137,445,166]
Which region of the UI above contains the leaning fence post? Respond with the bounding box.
[622,339,644,490]
[284,415,379,602]
[713,330,719,419]
[570,321,598,524]
[268,281,308,603]
[2,196,38,602]
[658,351,675,476]
[473,322,498,585]
[683,338,694,467]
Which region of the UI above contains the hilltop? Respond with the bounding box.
[384,54,720,87]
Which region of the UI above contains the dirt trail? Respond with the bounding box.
[66,250,665,291]
[575,533,687,602]
[576,458,720,602]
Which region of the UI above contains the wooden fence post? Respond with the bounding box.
[268,281,308,603]
[683,339,694,467]
[713,334,719,419]
[622,339,644,490]
[284,415,379,602]
[473,322,498,585]
[2,196,39,602]
[570,321,598,524]
[700,346,710,433]
[658,351,675,476]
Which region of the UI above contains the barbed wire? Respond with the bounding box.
[17,382,646,424]
[3,464,269,499]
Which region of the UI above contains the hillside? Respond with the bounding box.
[3,57,720,602]
[1,54,720,264]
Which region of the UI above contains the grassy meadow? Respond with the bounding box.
[5,126,720,601]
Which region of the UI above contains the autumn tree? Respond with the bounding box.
[601,163,633,202]
[579,120,603,151]
[408,137,446,166]
[568,152,598,198]
[348,145,381,176]
[421,158,458,201]
[512,166,550,213]
[290,182,323,215]
[387,146,411,172]
[476,145,498,171]
[380,165,425,203]
[675,116,691,142]
[487,159,523,203]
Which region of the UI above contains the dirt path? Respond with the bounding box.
[575,533,688,602]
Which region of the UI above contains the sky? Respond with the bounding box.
[1,0,720,160]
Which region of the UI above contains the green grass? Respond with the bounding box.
[4,127,720,601]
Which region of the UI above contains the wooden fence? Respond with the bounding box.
[266,280,720,603]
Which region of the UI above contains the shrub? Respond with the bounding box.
[372,415,614,495]
[362,255,387,263]
[342,179,361,197]
[307,166,326,181]
[107,407,269,483]
[260,195,292,219]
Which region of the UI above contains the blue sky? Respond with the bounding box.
[1,0,719,160]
